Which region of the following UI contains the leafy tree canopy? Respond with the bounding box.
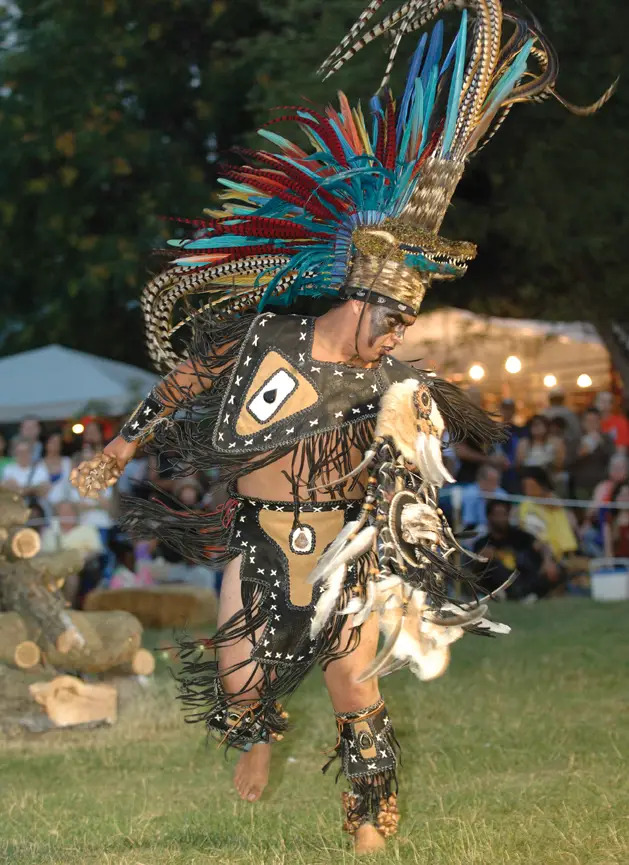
[0,0,626,372]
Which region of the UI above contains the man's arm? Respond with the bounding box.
[72,345,236,498]
[105,346,237,469]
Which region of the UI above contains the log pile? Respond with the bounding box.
[0,490,153,677]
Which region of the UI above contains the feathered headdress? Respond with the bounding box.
[143,0,614,371]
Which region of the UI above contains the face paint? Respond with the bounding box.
[367,308,414,348]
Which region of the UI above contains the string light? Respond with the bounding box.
[577,374,593,388]
[543,374,557,388]
[468,364,485,382]
[71,423,84,435]
[505,355,522,374]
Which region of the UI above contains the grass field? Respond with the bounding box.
[1,599,628,865]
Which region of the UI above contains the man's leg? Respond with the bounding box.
[216,555,273,802]
[323,613,399,853]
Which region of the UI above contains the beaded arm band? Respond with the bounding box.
[119,387,168,443]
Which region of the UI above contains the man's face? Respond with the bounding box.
[14,442,32,467]
[522,477,543,498]
[488,503,510,534]
[501,403,515,423]
[20,418,40,441]
[353,303,416,363]
[479,467,500,492]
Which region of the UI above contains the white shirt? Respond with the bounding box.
[48,482,113,529]
[1,461,50,490]
[40,520,104,557]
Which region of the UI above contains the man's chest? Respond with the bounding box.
[212,313,423,456]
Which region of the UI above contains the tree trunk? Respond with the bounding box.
[595,319,629,396]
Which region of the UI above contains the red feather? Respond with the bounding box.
[208,217,333,241]
[265,112,349,168]
[383,94,397,171]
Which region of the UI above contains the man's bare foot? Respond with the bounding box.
[233,742,271,802]
[354,823,386,855]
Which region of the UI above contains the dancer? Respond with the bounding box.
[72,0,612,854]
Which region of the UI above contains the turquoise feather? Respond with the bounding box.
[442,10,468,155]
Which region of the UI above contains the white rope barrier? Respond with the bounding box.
[440,488,629,510]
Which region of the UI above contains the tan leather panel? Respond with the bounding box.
[235,351,319,435]
[258,509,345,607]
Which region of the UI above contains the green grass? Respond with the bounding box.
[1,599,628,865]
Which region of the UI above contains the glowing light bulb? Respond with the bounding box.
[543,374,557,389]
[71,423,85,435]
[468,364,485,382]
[577,374,592,388]
[505,355,522,374]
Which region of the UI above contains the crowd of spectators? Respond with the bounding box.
[442,387,629,602]
[0,416,223,608]
[2,387,628,609]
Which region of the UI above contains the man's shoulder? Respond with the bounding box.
[506,526,536,546]
[383,356,431,384]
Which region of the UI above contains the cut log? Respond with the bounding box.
[0,609,142,673]
[84,584,218,628]
[30,675,117,726]
[28,550,85,590]
[42,610,143,672]
[0,560,86,652]
[14,640,41,669]
[109,648,156,677]
[4,526,41,560]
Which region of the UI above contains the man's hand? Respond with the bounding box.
[103,436,138,470]
[70,436,137,499]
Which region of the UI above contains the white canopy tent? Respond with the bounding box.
[397,307,610,407]
[0,345,158,423]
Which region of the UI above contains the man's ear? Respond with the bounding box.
[349,299,364,317]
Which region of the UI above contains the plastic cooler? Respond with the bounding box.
[589,558,629,601]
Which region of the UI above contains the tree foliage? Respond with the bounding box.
[0,0,627,371]
[0,0,265,365]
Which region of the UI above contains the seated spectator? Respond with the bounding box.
[472,500,560,600]
[543,386,581,467]
[516,414,565,475]
[496,398,526,494]
[40,500,104,557]
[592,453,628,507]
[12,415,43,462]
[39,430,72,503]
[109,535,153,589]
[546,415,570,498]
[595,391,629,454]
[603,481,629,558]
[579,453,629,557]
[117,446,149,499]
[175,478,204,509]
[460,464,508,530]
[572,407,614,501]
[519,467,578,561]
[82,419,105,453]
[48,479,114,548]
[40,500,105,607]
[1,439,51,506]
